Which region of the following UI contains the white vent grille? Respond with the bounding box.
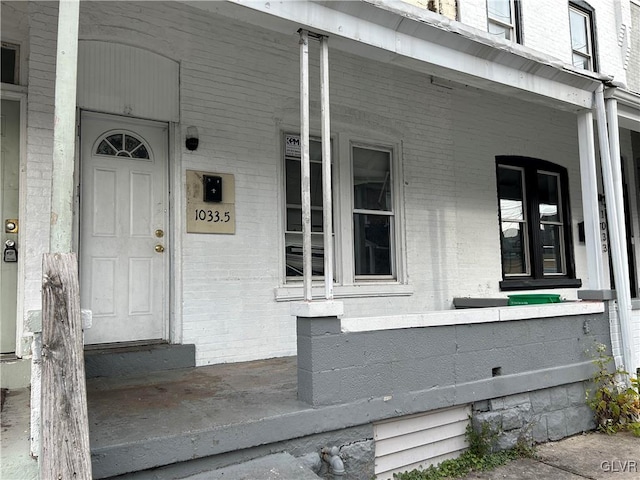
[374,405,471,479]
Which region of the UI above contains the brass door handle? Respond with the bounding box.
[155,244,165,253]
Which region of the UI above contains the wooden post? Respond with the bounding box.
[41,253,92,479]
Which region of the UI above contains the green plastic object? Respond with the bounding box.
[507,294,562,306]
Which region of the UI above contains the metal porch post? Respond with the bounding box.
[299,30,312,301]
[320,36,334,300]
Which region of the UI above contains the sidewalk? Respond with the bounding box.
[465,431,639,479]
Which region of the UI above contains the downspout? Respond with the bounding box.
[594,85,637,375]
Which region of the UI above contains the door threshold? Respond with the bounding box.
[84,339,166,352]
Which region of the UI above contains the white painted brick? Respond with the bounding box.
[10,1,638,366]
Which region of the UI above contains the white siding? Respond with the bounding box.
[77,41,179,122]
[374,405,471,479]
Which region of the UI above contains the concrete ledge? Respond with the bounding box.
[578,289,616,301]
[342,301,605,332]
[290,301,344,318]
[85,343,196,378]
[453,297,509,308]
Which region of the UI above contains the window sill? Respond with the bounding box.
[499,277,582,291]
[275,283,414,301]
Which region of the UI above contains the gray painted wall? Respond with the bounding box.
[297,310,610,407]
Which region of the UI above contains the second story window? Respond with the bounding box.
[1,42,20,85]
[569,2,596,71]
[487,0,521,43]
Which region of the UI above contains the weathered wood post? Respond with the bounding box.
[41,253,91,479]
[38,0,91,477]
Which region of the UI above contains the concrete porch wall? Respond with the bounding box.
[297,303,611,408]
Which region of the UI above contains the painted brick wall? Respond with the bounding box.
[13,1,633,366]
[457,0,631,86]
[22,1,58,325]
[297,311,610,406]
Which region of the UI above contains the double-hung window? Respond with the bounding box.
[352,145,395,278]
[284,135,330,278]
[283,134,401,285]
[487,0,521,43]
[569,2,597,71]
[496,156,580,290]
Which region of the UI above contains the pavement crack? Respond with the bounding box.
[537,459,598,480]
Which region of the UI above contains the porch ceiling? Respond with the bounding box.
[185,0,604,113]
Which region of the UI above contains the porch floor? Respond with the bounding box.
[86,356,313,478]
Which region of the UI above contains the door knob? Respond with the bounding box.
[155,229,164,238]
[155,244,165,253]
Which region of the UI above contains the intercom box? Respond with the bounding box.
[186,170,235,234]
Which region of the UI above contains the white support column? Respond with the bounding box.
[299,30,312,301]
[320,36,334,300]
[595,87,637,374]
[605,96,637,373]
[577,111,604,289]
[50,0,80,254]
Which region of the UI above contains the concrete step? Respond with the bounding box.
[177,453,322,479]
[84,342,195,378]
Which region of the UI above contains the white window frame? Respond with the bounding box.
[487,0,518,42]
[569,4,594,71]
[282,133,336,282]
[277,132,409,299]
[351,142,397,281]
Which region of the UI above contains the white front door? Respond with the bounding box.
[80,112,168,345]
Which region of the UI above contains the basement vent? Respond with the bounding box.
[374,405,471,479]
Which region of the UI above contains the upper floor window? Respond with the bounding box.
[487,0,521,43]
[569,2,597,71]
[496,156,580,290]
[1,42,19,85]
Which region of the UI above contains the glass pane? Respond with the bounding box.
[488,22,511,40]
[1,47,17,84]
[354,213,391,275]
[572,53,590,69]
[107,134,123,151]
[353,147,392,211]
[498,167,524,221]
[488,0,511,22]
[541,224,565,274]
[286,160,324,208]
[286,207,302,232]
[286,159,301,205]
[309,139,322,162]
[131,144,149,159]
[287,208,324,233]
[501,221,528,275]
[538,172,560,222]
[96,140,116,156]
[570,9,589,54]
[285,232,324,277]
[125,135,141,152]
